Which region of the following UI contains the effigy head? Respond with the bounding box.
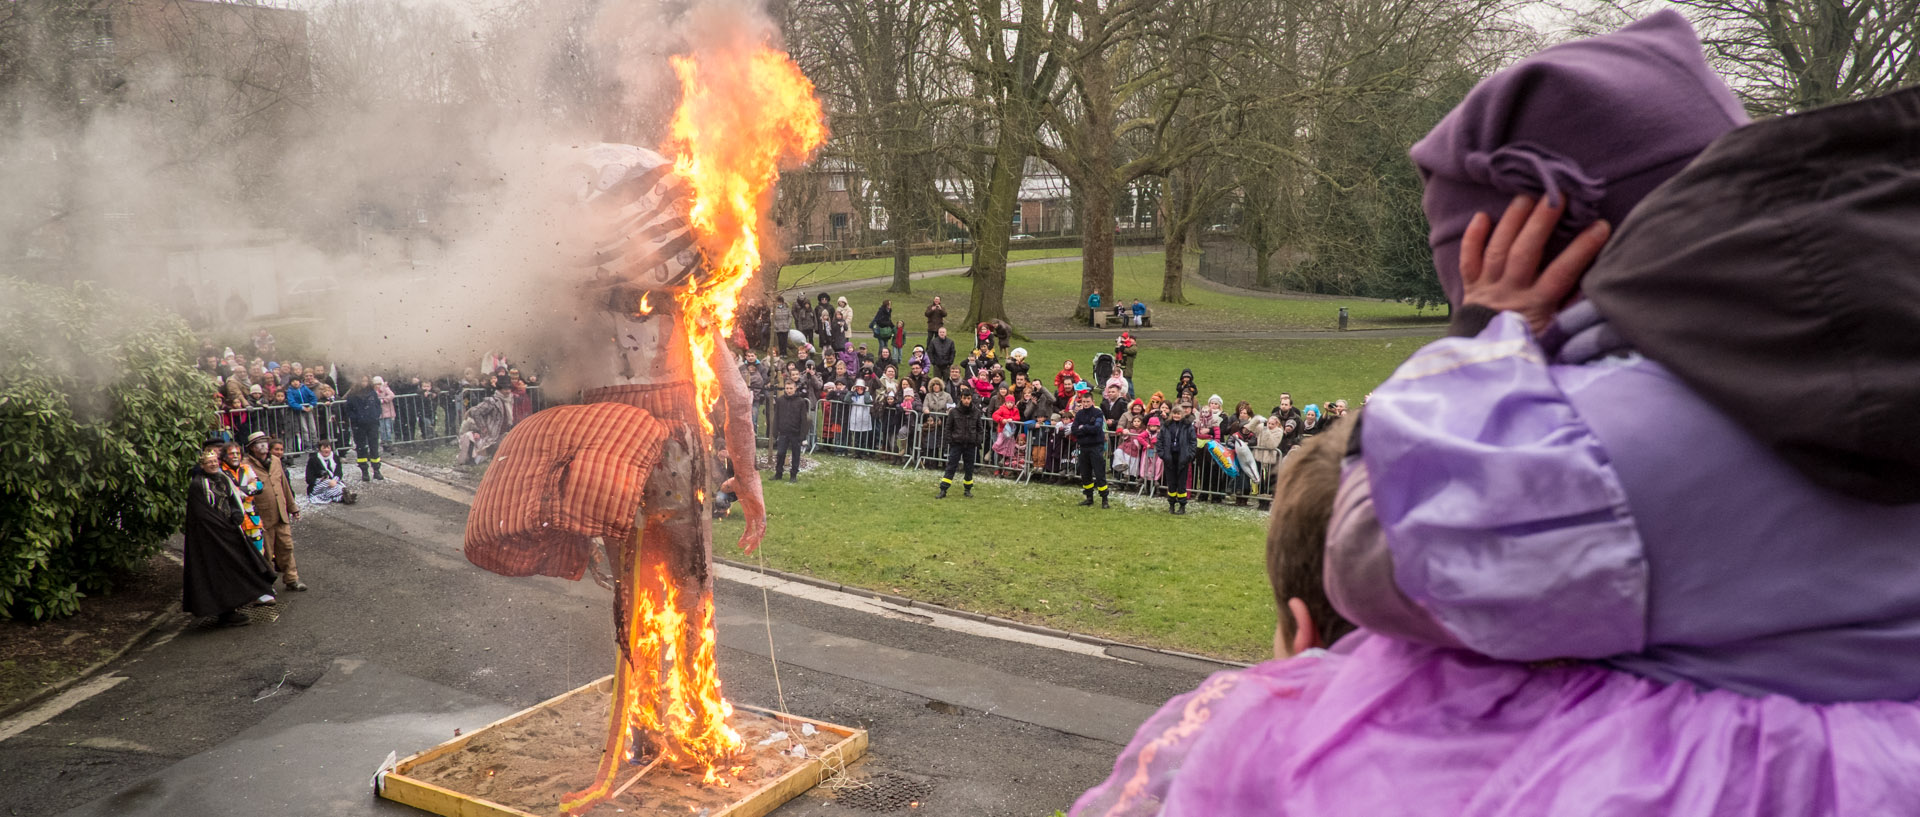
[554,142,704,294]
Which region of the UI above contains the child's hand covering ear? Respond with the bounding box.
[1461,195,1612,336]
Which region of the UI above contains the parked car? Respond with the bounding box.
[790,243,828,253]
[1011,234,1036,241]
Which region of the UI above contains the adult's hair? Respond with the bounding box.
[1266,417,1359,650]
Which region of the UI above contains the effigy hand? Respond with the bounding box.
[1461,194,1612,336]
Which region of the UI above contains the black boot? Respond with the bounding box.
[963,483,973,498]
[1100,493,1110,509]
[1078,491,1095,507]
[1177,500,1188,515]
[372,462,385,481]
[359,462,371,482]
[937,482,949,499]
[1168,496,1178,514]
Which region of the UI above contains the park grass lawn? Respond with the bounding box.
[834,252,1446,333]
[1014,336,1422,411]
[777,247,1084,290]
[715,457,1277,662]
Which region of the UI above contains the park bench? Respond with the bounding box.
[1099,309,1151,328]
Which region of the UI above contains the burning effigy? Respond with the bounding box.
[406,39,831,817]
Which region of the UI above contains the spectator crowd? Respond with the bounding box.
[746,291,1359,513]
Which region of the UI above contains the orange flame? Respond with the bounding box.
[667,43,827,433]
[620,565,740,783]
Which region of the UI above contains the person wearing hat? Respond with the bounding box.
[244,432,306,591]
[1068,382,1110,508]
[183,440,279,626]
[938,387,982,498]
[1114,332,1138,384]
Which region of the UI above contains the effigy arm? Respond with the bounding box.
[711,340,767,553]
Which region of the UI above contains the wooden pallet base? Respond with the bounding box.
[377,675,869,817]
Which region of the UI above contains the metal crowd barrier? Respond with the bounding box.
[214,386,546,457]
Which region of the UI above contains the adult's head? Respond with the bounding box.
[1278,392,1293,411]
[936,326,948,339]
[1410,9,1747,307]
[932,296,941,305]
[246,431,271,457]
[782,380,797,396]
[1105,384,1123,401]
[495,375,513,392]
[221,442,245,467]
[1331,399,1348,416]
[199,443,224,474]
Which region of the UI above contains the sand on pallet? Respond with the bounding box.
[403,685,846,817]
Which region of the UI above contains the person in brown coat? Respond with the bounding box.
[245,432,307,591]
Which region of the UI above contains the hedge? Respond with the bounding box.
[0,278,215,620]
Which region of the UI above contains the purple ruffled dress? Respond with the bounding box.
[1072,313,1920,816]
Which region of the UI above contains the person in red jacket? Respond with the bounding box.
[1053,360,1081,404]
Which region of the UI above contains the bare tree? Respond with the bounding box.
[923,0,1070,329]
[789,0,943,294]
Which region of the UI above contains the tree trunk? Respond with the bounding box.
[889,243,912,293]
[1078,175,1116,323]
[965,143,1024,329]
[1161,223,1188,304]
[887,168,912,294]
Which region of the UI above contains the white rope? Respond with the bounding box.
[757,543,789,717]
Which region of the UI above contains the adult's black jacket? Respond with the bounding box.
[928,335,956,374]
[1582,86,1920,504]
[773,393,811,437]
[946,399,984,446]
[1159,417,1198,466]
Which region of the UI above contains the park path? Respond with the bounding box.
[783,252,1112,294]
[801,252,1446,341]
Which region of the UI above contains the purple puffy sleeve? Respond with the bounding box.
[1349,312,1645,661]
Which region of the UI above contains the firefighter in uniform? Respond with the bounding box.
[1070,383,1110,508]
[939,389,982,498]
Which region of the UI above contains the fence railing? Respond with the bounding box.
[787,396,1284,503]
[219,385,1282,503]
[213,387,548,457]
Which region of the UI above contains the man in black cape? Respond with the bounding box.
[184,441,278,625]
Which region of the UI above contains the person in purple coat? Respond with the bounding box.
[1074,12,1920,817]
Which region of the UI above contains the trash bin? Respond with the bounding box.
[1338,307,1349,331]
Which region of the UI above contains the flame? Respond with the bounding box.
[667,43,826,433]
[619,564,741,783]
[561,39,823,817]
[637,293,653,315]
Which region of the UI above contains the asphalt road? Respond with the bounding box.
[0,471,1229,817]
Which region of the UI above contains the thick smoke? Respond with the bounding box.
[0,0,777,390]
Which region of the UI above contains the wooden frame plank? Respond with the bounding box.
[378,677,869,817]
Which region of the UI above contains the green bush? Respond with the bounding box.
[0,279,215,620]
